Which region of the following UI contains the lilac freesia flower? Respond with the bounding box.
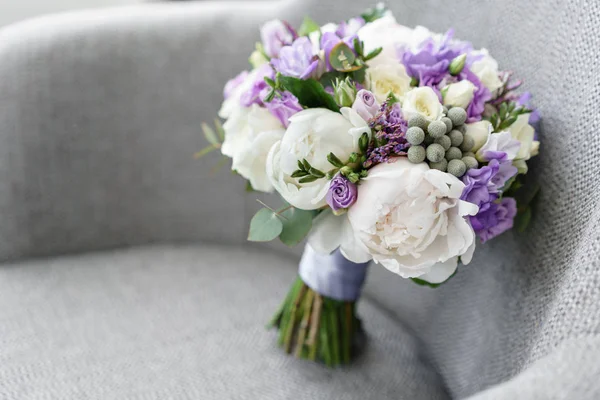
[261,89,303,127]
[260,19,296,58]
[320,32,358,71]
[477,131,521,162]
[335,17,365,37]
[271,37,321,80]
[470,197,517,243]
[326,174,358,212]
[223,71,249,99]
[399,29,473,88]
[352,89,380,121]
[239,64,274,107]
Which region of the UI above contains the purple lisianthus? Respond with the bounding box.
[320,32,358,71]
[352,89,380,121]
[461,160,501,207]
[470,197,517,243]
[463,69,491,122]
[477,130,521,162]
[239,64,274,107]
[262,89,303,127]
[260,19,297,58]
[223,71,249,99]
[271,37,321,80]
[326,174,358,211]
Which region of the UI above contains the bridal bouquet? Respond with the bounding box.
[198,4,540,366]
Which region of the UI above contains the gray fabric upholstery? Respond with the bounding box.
[0,244,448,400]
[0,0,598,399]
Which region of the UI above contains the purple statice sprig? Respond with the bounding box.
[363,102,409,168]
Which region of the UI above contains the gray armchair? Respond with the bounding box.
[0,1,598,399]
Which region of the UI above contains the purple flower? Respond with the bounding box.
[239,64,274,107]
[326,175,358,211]
[463,69,491,122]
[352,89,380,121]
[364,103,409,167]
[260,19,296,58]
[335,17,365,37]
[320,32,357,71]
[517,92,541,139]
[223,71,249,99]
[271,37,321,80]
[470,197,517,243]
[461,160,501,207]
[262,89,303,127]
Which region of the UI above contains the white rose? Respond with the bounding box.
[266,108,368,210]
[357,14,415,67]
[443,80,476,109]
[464,120,493,152]
[221,105,284,192]
[337,158,476,283]
[507,114,536,160]
[366,64,412,103]
[470,49,503,93]
[402,87,444,122]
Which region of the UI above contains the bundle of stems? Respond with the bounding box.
[268,277,362,366]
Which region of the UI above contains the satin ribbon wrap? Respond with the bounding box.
[299,244,371,301]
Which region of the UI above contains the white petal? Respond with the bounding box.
[417,257,458,284]
[308,210,344,255]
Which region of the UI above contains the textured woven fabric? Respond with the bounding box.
[0,0,598,399]
[0,245,448,400]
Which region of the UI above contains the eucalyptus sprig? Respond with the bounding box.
[489,101,532,132]
[195,119,225,159]
[291,159,326,183]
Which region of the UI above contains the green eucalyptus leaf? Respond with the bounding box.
[298,16,320,36]
[361,4,388,23]
[279,76,340,112]
[214,119,225,141]
[248,208,284,242]
[193,145,218,159]
[202,122,219,146]
[279,208,315,247]
[329,42,357,72]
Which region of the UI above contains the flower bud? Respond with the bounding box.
[449,54,467,76]
[333,77,357,107]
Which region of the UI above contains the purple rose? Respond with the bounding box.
[260,19,296,58]
[352,89,380,121]
[239,64,274,107]
[470,197,517,243]
[326,175,358,211]
[262,89,303,127]
[271,37,321,80]
[223,71,249,99]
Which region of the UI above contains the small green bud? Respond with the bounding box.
[340,166,353,176]
[408,114,428,130]
[426,143,445,163]
[333,77,357,107]
[430,159,448,172]
[263,89,276,103]
[347,152,359,163]
[359,132,369,153]
[406,127,425,145]
[445,147,462,161]
[460,135,475,152]
[448,107,467,126]
[462,156,478,170]
[347,173,360,183]
[410,76,419,87]
[359,170,368,178]
[448,130,464,147]
[449,54,467,76]
[427,120,447,139]
[447,159,467,177]
[441,117,453,133]
[435,135,451,151]
[407,146,426,163]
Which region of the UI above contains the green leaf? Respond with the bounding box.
[248,208,283,242]
[364,47,383,61]
[351,66,367,85]
[302,159,311,171]
[291,170,309,178]
[279,76,340,112]
[329,42,357,72]
[214,119,225,141]
[361,4,388,23]
[327,152,344,168]
[309,167,325,178]
[515,207,532,233]
[298,16,320,36]
[353,37,364,57]
[245,181,255,192]
[299,175,319,183]
[319,71,340,88]
[411,278,442,288]
[193,145,218,159]
[279,208,315,247]
[202,122,219,146]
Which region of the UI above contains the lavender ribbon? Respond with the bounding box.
[299,244,370,301]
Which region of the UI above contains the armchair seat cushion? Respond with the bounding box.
[0,244,448,400]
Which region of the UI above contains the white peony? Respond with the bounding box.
[402,87,444,122]
[221,104,284,192]
[464,120,493,152]
[443,80,476,109]
[470,49,503,93]
[311,158,478,283]
[366,64,412,103]
[507,114,537,160]
[266,108,369,210]
[357,14,415,67]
